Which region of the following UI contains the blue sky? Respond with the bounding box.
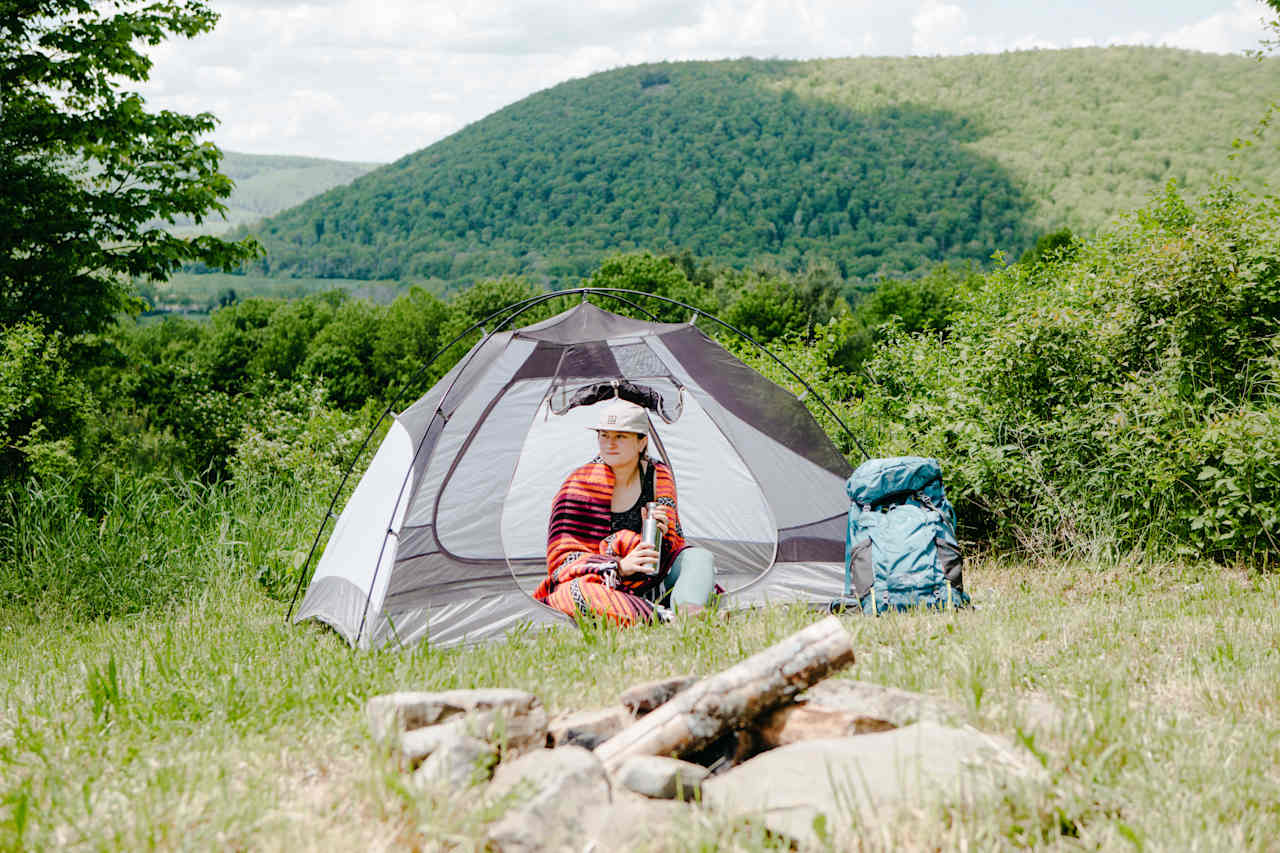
[140,0,1277,162]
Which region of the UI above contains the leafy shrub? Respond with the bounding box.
[372,286,450,395]
[300,300,382,408]
[584,253,716,322]
[0,322,94,481]
[858,181,1280,564]
[229,382,368,493]
[721,266,844,341]
[226,384,373,599]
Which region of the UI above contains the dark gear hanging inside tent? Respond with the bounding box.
[292,300,854,648]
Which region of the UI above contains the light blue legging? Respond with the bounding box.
[661,546,717,607]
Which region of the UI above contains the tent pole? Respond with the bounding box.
[580,290,661,321]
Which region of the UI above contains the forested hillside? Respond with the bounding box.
[786,47,1278,231]
[169,151,380,235]
[241,48,1280,290]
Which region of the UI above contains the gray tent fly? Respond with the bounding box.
[289,291,861,648]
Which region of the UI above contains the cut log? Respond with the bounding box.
[594,616,854,772]
[619,675,698,715]
[365,688,540,742]
[757,702,895,748]
[547,707,634,749]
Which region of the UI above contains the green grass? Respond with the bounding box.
[2,553,1278,850]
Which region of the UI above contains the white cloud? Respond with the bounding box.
[908,0,1272,59]
[1098,1,1268,53]
[909,1,1071,56]
[1155,0,1269,53]
[911,1,977,56]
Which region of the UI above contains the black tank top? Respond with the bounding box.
[610,462,655,534]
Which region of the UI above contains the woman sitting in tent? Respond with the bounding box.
[534,399,716,625]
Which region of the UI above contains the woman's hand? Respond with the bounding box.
[619,544,660,576]
[643,504,669,538]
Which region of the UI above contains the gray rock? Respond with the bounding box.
[471,705,549,759]
[485,746,612,853]
[701,721,1045,848]
[585,790,694,849]
[796,679,959,728]
[401,708,547,764]
[410,731,497,789]
[616,755,709,801]
[368,689,546,759]
[364,688,540,742]
[546,706,633,749]
[399,723,459,768]
[619,675,698,715]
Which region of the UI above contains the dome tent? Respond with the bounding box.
[291,295,856,649]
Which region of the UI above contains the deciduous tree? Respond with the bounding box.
[0,0,259,335]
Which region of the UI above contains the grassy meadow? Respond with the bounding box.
[2,543,1277,850]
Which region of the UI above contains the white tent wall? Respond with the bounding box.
[645,333,849,527]
[438,379,555,560]
[404,337,538,529]
[365,591,572,649]
[500,394,606,566]
[293,419,416,645]
[727,561,850,606]
[397,333,497,440]
[639,392,777,578]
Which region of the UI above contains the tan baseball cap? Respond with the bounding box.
[589,399,649,435]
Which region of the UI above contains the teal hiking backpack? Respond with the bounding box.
[839,456,968,614]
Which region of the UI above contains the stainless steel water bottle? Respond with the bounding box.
[642,501,662,571]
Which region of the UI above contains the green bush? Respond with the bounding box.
[228,383,368,492]
[0,322,95,481]
[300,300,382,408]
[858,181,1280,564]
[584,253,716,322]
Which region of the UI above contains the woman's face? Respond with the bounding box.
[597,429,645,469]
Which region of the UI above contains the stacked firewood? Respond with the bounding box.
[366,616,1043,850]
